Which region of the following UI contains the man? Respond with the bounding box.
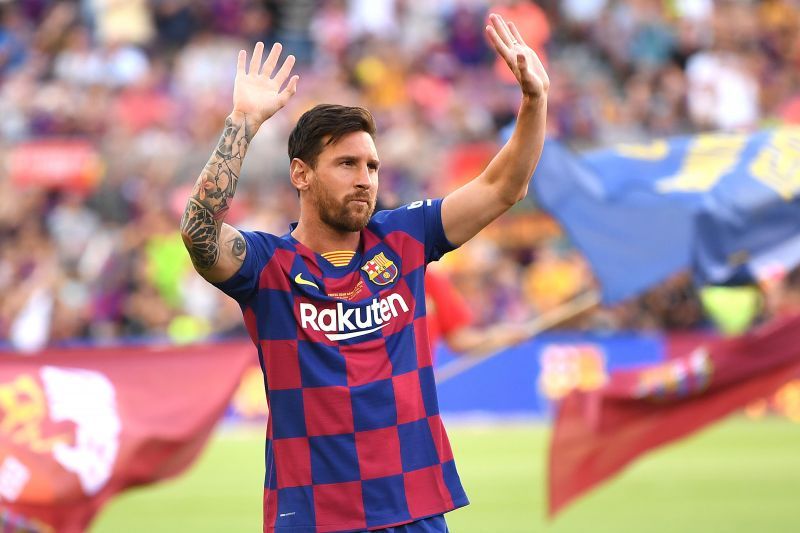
[180,13,548,533]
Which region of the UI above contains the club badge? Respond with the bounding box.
[361,252,398,286]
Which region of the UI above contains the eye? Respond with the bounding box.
[341,160,355,167]
[368,163,379,171]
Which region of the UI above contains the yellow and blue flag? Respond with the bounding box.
[533,128,800,304]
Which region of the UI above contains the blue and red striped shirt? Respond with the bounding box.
[214,198,468,532]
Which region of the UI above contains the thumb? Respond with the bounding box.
[280,75,300,102]
[288,75,300,94]
[516,53,527,78]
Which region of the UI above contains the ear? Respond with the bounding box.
[290,158,311,193]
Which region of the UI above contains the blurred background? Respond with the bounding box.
[2,1,800,532]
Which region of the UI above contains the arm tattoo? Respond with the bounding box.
[180,116,252,271]
[180,199,219,271]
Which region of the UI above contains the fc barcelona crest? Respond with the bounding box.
[361,252,399,286]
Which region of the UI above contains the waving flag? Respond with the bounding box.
[0,341,252,532]
[533,128,800,303]
[548,313,800,517]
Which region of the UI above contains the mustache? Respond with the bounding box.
[345,193,373,203]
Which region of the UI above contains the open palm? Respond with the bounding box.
[486,14,550,99]
[233,42,299,126]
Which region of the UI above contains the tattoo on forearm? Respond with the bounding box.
[180,200,219,270]
[180,116,251,270]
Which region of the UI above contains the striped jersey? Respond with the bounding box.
[213,198,468,532]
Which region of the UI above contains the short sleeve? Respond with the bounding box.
[212,230,275,304]
[370,198,458,264]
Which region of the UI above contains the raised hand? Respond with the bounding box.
[486,14,550,100]
[233,42,299,128]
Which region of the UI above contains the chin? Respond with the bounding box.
[344,215,371,232]
[321,202,374,233]
[324,212,368,233]
[348,205,373,226]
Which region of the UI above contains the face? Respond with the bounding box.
[305,131,380,233]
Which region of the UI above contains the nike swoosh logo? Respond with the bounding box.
[326,323,388,341]
[294,273,319,290]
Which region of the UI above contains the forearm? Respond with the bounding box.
[180,111,256,271]
[440,96,547,246]
[441,14,548,246]
[480,95,547,206]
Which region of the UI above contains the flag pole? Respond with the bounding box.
[434,290,601,384]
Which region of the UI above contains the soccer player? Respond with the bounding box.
[180,13,548,533]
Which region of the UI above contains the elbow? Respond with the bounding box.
[498,184,529,208]
[515,184,530,204]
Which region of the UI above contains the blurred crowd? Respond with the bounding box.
[2,0,800,351]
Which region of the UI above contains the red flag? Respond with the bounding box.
[548,314,800,517]
[0,341,253,532]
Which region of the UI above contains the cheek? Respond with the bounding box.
[314,171,341,194]
[327,168,352,188]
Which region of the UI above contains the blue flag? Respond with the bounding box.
[532,129,800,304]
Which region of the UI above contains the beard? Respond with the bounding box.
[310,178,376,233]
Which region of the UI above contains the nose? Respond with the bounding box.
[354,164,372,190]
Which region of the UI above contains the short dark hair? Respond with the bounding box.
[288,104,377,168]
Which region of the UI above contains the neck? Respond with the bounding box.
[291,214,360,254]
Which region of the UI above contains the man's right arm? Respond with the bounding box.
[181,112,251,283]
[180,42,299,283]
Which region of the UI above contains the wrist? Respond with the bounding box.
[521,93,547,109]
[229,109,264,134]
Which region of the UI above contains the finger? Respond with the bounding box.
[486,25,515,68]
[490,13,515,47]
[236,49,246,74]
[507,21,527,47]
[485,25,511,58]
[261,42,282,76]
[273,54,296,86]
[249,42,264,74]
[280,75,300,99]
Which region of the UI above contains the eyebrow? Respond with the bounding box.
[334,155,381,166]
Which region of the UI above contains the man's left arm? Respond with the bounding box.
[442,13,549,246]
